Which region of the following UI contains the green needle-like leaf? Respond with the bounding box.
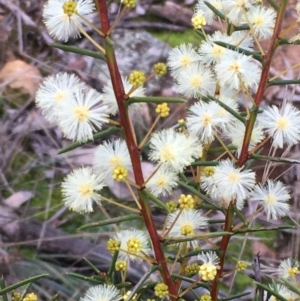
[191,160,219,166]
[250,154,300,164]
[57,127,120,154]
[51,43,106,61]
[78,214,142,230]
[66,272,105,284]
[0,274,48,295]
[279,277,300,295]
[144,190,170,213]
[204,1,225,19]
[83,257,100,273]
[220,292,251,301]
[254,282,288,301]
[0,278,8,301]
[268,79,300,86]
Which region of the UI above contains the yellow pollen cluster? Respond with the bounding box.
[129,70,146,87]
[181,224,194,236]
[12,292,21,301]
[190,75,203,87]
[115,260,127,271]
[178,194,195,209]
[191,14,207,29]
[177,118,185,132]
[253,16,264,26]
[123,291,137,301]
[62,1,78,17]
[23,293,38,301]
[107,239,121,253]
[127,237,142,254]
[236,260,248,271]
[229,61,241,73]
[74,106,90,122]
[212,45,224,57]
[153,62,167,77]
[122,0,137,8]
[265,193,276,205]
[203,167,215,177]
[200,293,212,301]
[54,90,66,103]
[156,103,170,117]
[113,166,128,181]
[166,201,178,213]
[78,183,93,197]
[276,117,289,130]
[227,172,241,183]
[199,263,218,281]
[154,283,169,298]
[185,263,200,276]
[287,267,299,278]
[180,56,191,67]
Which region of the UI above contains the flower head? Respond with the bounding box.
[102,76,145,116]
[215,52,261,91]
[198,252,220,281]
[177,63,216,98]
[59,89,108,142]
[149,128,200,172]
[113,229,151,262]
[43,0,95,42]
[247,6,276,40]
[80,285,122,301]
[278,258,300,279]
[264,284,298,301]
[61,167,106,213]
[93,139,132,185]
[194,0,224,25]
[222,0,254,25]
[202,159,256,209]
[259,103,300,148]
[167,43,202,79]
[250,180,290,220]
[35,72,86,123]
[145,165,178,197]
[166,209,208,248]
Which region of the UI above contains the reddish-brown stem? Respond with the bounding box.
[238,0,288,167]
[96,1,177,299]
[210,204,233,300]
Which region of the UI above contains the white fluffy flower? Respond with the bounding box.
[93,139,132,185]
[166,209,208,248]
[278,258,300,279]
[35,72,86,123]
[113,229,151,262]
[225,120,265,156]
[167,43,202,79]
[43,0,95,42]
[259,103,300,148]
[146,166,178,197]
[186,101,227,143]
[215,52,261,91]
[264,284,298,301]
[61,167,106,213]
[81,285,122,301]
[102,76,145,116]
[59,89,108,142]
[230,31,254,50]
[177,63,216,98]
[247,6,276,40]
[250,180,290,220]
[199,31,233,65]
[149,128,200,172]
[202,159,256,209]
[222,0,254,25]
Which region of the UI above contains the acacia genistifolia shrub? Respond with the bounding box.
[3,0,300,300]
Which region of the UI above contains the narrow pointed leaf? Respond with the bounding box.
[268,79,300,86]
[250,154,300,164]
[66,272,105,284]
[204,1,225,19]
[254,282,288,301]
[220,292,251,301]
[208,145,237,154]
[57,127,120,154]
[144,190,170,212]
[107,250,119,278]
[115,282,131,289]
[234,225,294,235]
[0,274,48,295]
[51,43,106,61]
[191,160,219,166]
[206,95,247,123]
[213,41,262,61]
[0,278,8,301]
[265,0,278,10]
[171,274,209,289]
[279,277,300,295]
[127,96,185,105]
[83,257,100,273]
[79,214,141,230]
